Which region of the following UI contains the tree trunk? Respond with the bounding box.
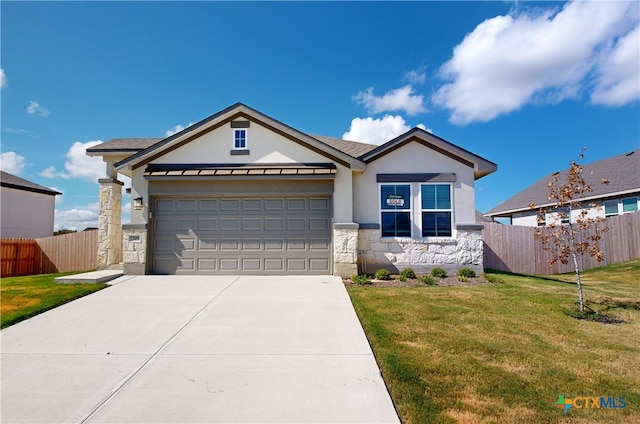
[571,251,584,313]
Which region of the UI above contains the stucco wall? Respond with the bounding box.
[353,141,477,228]
[1,187,56,238]
[129,121,354,224]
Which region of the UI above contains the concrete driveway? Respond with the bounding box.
[1,275,399,423]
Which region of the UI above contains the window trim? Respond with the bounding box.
[233,129,247,150]
[377,182,456,239]
[420,183,453,238]
[379,183,412,238]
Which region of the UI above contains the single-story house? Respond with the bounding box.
[87,103,497,276]
[485,149,639,226]
[1,171,61,238]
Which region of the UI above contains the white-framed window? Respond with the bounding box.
[604,199,618,217]
[421,184,452,237]
[379,183,454,238]
[234,129,247,149]
[622,197,639,214]
[604,197,639,217]
[380,184,412,238]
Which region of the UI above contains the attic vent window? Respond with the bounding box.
[234,129,247,149]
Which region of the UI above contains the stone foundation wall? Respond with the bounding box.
[122,225,147,275]
[333,223,359,277]
[357,225,484,275]
[97,179,123,269]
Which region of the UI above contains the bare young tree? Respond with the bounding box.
[531,149,609,313]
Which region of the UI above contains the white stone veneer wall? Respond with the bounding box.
[357,226,484,275]
[122,225,147,274]
[333,223,359,277]
[97,179,123,269]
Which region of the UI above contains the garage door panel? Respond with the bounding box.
[198,239,217,250]
[197,258,217,271]
[177,199,196,211]
[198,219,217,231]
[242,218,262,231]
[310,258,330,271]
[264,218,284,231]
[152,195,331,275]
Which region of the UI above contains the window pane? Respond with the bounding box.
[421,185,436,209]
[436,185,451,209]
[422,212,452,237]
[622,197,638,213]
[381,185,410,210]
[382,212,411,237]
[604,200,618,216]
[234,130,246,148]
[421,184,450,210]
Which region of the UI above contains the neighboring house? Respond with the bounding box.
[1,171,61,238]
[486,150,640,226]
[87,103,497,276]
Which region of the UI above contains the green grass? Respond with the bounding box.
[347,259,640,424]
[1,272,108,329]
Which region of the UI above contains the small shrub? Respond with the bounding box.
[421,275,437,286]
[352,274,372,285]
[458,267,476,279]
[431,267,447,278]
[399,268,416,280]
[484,274,504,284]
[457,276,469,283]
[375,268,391,280]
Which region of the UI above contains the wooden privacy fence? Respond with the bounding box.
[483,212,640,275]
[1,230,98,277]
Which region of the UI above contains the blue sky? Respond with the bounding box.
[1,1,638,230]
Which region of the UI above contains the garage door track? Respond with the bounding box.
[1,275,399,423]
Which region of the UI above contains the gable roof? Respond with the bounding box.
[86,103,497,180]
[110,103,366,171]
[360,127,497,180]
[1,171,62,196]
[486,150,640,217]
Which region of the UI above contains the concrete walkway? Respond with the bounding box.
[1,275,399,423]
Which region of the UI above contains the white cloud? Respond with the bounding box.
[433,0,639,125]
[63,141,104,182]
[0,68,6,89]
[54,204,99,231]
[591,25,640,106]
[342,115,429,145]
[353,85,427,116]
[40,165,59,179]
[166,122,195,137]
[404,69,426,85]
[0,151,26,174]
[40,140,104,182]
[27,101,51,117]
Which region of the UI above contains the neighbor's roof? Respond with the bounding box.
[486,150,640,217]
[1,171,62,196]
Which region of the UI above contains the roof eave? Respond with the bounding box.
[115,103,366,172]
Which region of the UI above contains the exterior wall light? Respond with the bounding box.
[133,197,144,210]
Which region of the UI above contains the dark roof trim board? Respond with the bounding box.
[114,103,365,171]
[360,128,497,179]
[0,171,61,196]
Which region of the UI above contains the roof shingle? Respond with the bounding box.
[1,171,62,196]
[486,150,640,216]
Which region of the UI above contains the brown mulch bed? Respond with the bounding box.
[343,274,490,287]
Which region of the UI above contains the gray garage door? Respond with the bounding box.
[151,196,332,275]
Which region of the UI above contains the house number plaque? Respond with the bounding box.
[128,234,142,243]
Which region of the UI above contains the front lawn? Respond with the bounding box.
[1,272,108,329]
[347,260,640,423]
